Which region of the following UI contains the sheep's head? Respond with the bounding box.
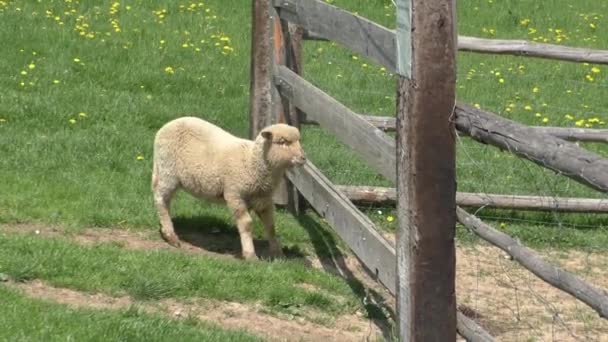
[259,124,306,167]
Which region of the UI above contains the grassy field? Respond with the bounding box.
[0,0,607,339]
[0,285,263,342]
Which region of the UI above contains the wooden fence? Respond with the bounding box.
[249,0,608,340]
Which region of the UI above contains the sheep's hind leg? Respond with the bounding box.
[153,176,180,248]
[256,206,284,258]
[227,199,258,260]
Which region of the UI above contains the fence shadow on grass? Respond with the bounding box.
[171,215,305,260]
[295,212,396,339]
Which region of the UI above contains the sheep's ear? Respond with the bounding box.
[261,129,273,140]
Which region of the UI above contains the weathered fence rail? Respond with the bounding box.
[455,103,608,193]
[303,114,608,143]
[458,36,608,65]
[336,185,608,213]
[297,10,608,66]
[287,161,493,341]
[275,65,396,182]
[457,207,608,319]
[253,0,608,340]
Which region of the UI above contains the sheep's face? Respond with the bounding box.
[260,124,306,167]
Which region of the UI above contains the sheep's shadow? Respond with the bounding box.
[296,213,396,339]
[172,215,305,260]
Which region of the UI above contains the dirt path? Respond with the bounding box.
[6,279,379,342]
[2,223,608,341]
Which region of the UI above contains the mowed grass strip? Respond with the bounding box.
[0,285,263,342]
[0,232,361,316]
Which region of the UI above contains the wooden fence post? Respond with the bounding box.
[249,0,273,139]
[395,0,457,340]
[251,0,301,206]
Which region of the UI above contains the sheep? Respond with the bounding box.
[151,116,306,260]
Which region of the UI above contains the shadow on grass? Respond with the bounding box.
[295,213,396,340]
[171,215,305,260]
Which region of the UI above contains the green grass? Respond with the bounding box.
[1,0,607,338]
[0,285,263,342]
[0,233,362,316]
[0,0,606,248]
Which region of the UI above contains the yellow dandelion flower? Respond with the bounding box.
[535,113,542,117]
[575,120,585,127]
[380,67,386,72]
[28,63,35,69]
[474,103,481,109]
[20,70,27,75]
[53,80,60,84]
[591,67,601,74]
[73,58,80,63]
[78,112,87,118]
[524,105,532,111]
[500,222,506,229]
[532,87,539,93]
[542,117,549,123]
[69,118,77,124]
[362,63,368,68]
[590,23,596,29]
[164,66,175,74]
[586,74,594,82]
[498,78,505,84]
[351,55,358,60]
[0,118,6,123]
[386,216,394,222]
[136,155,144,160]
[564,114,574,120]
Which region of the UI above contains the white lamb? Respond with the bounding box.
[151,117,306,260]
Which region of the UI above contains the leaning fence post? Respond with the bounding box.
[395,0,458,340]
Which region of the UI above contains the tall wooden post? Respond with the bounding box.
[395,0,457,340]
[251,0,303,208]
[249,0,273,139]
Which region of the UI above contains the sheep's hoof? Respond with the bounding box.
[160,232,181,248]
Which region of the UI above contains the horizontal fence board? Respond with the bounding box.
[457,207,608,319]
[299,28,608,66]
[286,162,397,293]
[531,127,608,142]
[455,103,608,193]
[275,65,396,182]
[458,36,608,65]
[304,115,608,142]
[336,185,608,213]
[274,0,397,72]
[286,162,494,340]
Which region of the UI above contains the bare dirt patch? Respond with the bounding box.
[8,280,384,342]
[456,243,608,341]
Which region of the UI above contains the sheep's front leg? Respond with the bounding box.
[256,206,284,258]
[227,199,258,260]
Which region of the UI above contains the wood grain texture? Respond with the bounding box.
[455,103,608,193]
[395,0,458,339]
[275,65,396,182]
[336,185,608,213]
